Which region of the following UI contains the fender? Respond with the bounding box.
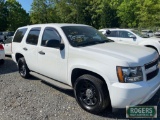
[68,62,112,87]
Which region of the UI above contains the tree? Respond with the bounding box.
[30,0,57,24]
[6,0,30,31]
[117,0,138,28]
[99,0,119,28]
[0,0,8,31]
[136,0,160,28]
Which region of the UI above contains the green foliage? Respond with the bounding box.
[0,0,30,31]
[117,0,137,28]
[117,0,160,28]
[30,0,57,24]
[6,0,30,31]
[1,0,160,31]
[136,0,160,28]
[0,0,8,31]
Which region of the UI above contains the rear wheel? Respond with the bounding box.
[74,74,110,114]
[18,57,30,78]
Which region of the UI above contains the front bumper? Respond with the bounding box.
[109,71,160,108]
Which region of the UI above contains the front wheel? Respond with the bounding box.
[74,74,110,114]
[18,57,30,78]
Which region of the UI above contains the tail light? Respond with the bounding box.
[0,44,4,50]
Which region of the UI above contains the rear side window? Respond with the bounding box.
[26,27,41,45]
[107,31,118,37]
[13,28,27,43]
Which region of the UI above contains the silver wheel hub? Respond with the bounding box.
[86,89,93,98]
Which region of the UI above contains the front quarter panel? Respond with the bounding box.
[67,47,129,87]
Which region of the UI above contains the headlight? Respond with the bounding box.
[117,66,143,83]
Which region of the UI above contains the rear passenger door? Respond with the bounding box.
[37,27,67,83]
[23,27,41,72]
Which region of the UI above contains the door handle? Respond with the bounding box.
[38,51,45,55]
[23,47,28,51]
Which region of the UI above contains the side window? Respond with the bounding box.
[26,27,41,45]
[119,31,134,38]
[13,28,27,43]
[41,27,61,46]
[107,31,118,37]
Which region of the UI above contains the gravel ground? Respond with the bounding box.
[0,57,160,120]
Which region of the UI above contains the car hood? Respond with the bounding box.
[81,42,158,66]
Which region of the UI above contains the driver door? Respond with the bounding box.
[37,27,68,83]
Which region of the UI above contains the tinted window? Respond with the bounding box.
[0,32,2,35]
[26,27,41,45]
[107,31,118,37]
[119,31,134,38]
[41,27,61,46]
[13,28,27,43]
[62,26,110,47]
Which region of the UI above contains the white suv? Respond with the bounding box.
[12,24,160,114]
[141,30,154,37]
[99,28,160,55]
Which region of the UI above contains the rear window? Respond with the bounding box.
[13,28,27,43]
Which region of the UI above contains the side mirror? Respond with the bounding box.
[45,40,64,50]
[106,30,111,35]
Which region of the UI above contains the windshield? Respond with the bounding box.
[131,30,148,38]
[61,26,111,47]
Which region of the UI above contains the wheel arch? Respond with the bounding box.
[15,53,24,62]
[71,68,109,89]
[145,45,159,53]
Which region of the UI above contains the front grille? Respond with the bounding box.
[145,58,159,81]
[146,69,159,80]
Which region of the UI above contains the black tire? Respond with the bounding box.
[18,57,30,78]
[74,74,110,114]
[0,59,4,65]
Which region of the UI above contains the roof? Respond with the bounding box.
[99,28,133,31]
[17,23,89,29]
